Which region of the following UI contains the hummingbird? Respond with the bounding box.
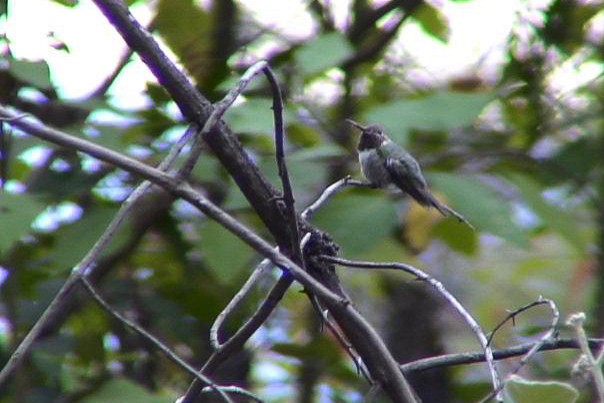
[347,119,473,228]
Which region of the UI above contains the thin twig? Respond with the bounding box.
[89,48,134,99]
[0,113,31,122]
[210,258,273,348]
[302,176,357,220]
[400,338,604,374]
[182,273,294,403]
[79,277,234,403]
[200,385,265,403]
[322,255,503,402]
[0,116,198,386]
[479,297,560,403]
[80,123,199,276]
[263,65,302,262]
[487,297,555,346]
[0,105,417,403]
[178,61,269,179]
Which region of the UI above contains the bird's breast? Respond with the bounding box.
[358,149,391,187]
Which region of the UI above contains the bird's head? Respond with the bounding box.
[346,119,387,150]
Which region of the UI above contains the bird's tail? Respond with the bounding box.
[428,195,475,230]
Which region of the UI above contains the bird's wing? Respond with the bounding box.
[384,157,431,205]
[385,157,475,229]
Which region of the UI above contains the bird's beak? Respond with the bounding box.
[345,119,366,131]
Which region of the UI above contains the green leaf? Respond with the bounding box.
[365,91,494,144]
[8,58,53,90]
[224,97,275,134]
[547,136,600,183]
[507,173,587,253]
[198,219,255,284]
[155,0,211,84]
[313,192,398,257]
[428,173,529,247]
[412,3,449,42]
[273,337,342,363]
[505,375,579,403]
[51,206,126,270]
[287,123,321,147]
[49,0,78,7]
[0,192,45,254]
[295,32,354,76]
[432,217,478,255]
[83,378,175,403]
[258,150,330,203]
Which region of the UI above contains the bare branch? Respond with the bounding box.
[0,106,178,189]
[401,338,604,374]
[199,385,265,403]
[79,277,235,403]
[0,110,198,386]
[91,0,294,247]
[177,60,269,179]
[210,258,273,348]
[263,65,301,260]
[1,98,417,403]
[182,274,294,403]
[479,297,560,403]
[90,2,418,399]
[322,255,503,401]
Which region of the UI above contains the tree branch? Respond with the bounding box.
[182,274,293,403]
[479,297,560,403]
[322,255,503,401]
[0,112,198,387]
[0,106,418,402]
[401,338,604,374]
[79,277,236,403]
[91,0,291,248]
[264,65,302,263]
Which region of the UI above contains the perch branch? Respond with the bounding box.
[302,176,371,220]
[199,385,265,403]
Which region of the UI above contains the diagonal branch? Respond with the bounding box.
[401,338,604,374]
[264,65,302,263]
[182,273,293,403]
[79,277,236,403]
[322,255,503,401]
[0,106,418,402]
[0,113,198,387]
[91,0,291,247]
